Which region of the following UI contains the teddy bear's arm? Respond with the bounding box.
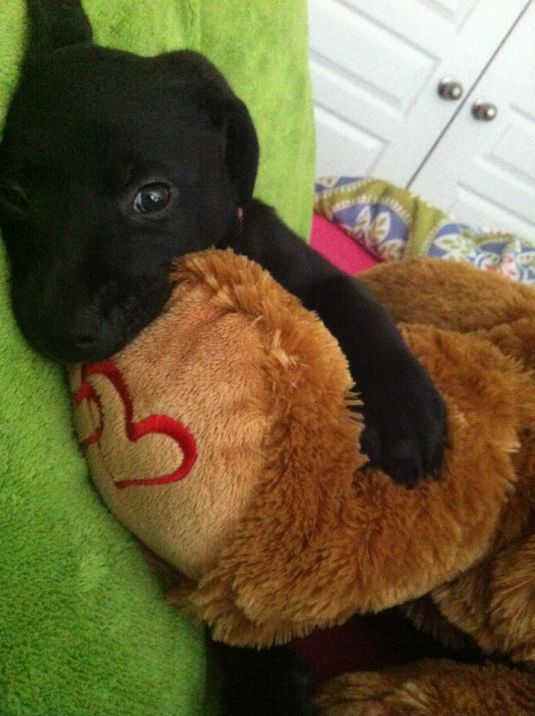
[181,321,528,648]
[314,659,535,716]
[430,532,535,666]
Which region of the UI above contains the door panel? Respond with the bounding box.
[309,0,528,183]
[410,1,535,235]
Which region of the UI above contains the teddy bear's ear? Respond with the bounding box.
[358,256,535,335]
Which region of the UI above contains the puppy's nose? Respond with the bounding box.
[61,312,105,358]
[72,329,101,351]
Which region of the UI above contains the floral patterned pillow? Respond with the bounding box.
[315,177,535,285]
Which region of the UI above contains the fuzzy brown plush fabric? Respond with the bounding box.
[71,251,535,715]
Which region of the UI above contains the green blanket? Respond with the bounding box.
[0,3,314,715]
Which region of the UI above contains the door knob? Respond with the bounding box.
[437,77,464,100]
[472,101,498,121]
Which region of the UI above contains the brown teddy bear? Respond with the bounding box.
[71,249,535,714]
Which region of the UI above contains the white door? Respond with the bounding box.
[410,1,535,237]
[309,0,529,184]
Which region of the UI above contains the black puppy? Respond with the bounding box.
[0,0,446,486]
[0,3,447,714]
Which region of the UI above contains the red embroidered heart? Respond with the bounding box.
[74,360,197,489]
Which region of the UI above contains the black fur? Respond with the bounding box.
[0,0,446,485]
[213,643,318,716]
[24,0,93,61]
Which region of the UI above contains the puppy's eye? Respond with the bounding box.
[132,183,171,214]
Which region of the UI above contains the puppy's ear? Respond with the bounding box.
[25,0,93,62]
[219,97,260,206]
[157,51,260,205]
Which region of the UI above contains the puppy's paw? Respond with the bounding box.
[359,368,446,487]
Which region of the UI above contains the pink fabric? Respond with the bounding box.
[310,213,378,275]
[290,612,442,683]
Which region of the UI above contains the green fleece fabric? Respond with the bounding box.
[0,2,314,715]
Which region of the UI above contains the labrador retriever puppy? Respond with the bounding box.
[0,3,447,714]
[0,0,446,486]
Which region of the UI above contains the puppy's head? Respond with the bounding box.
[0,1,259,363]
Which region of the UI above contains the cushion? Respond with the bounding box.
[314,176,535,284]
